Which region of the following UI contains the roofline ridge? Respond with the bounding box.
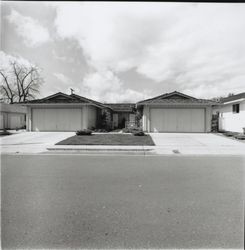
[137,91,198,103]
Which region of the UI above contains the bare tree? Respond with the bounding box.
[0,60,43,103]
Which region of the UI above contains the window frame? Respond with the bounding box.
[232,103,240,114]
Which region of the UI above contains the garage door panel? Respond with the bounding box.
[32,108,82,131]
[46,109,57,130]
[190,109,205,132]
[165,109,177,131]
[150,108,205,133]
[177,109,192,132]
[32,109,44,131]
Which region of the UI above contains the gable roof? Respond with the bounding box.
[18,92,110,109]
[70,93,111,109]
[219,92,245,104]
[105,103,135,112]
[137,91,217,106]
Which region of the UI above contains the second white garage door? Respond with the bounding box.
[32,108,82,131]
[150,108,205,132]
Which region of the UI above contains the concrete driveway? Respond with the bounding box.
[1,132,245,155]
[150,133,245,155]
[0,132,75,154]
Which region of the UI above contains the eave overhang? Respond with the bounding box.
[223,98,245,105]
[136,102,215,107]
[17,103,101,108]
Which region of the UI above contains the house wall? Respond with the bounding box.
[87,105,97,129]
[0,103,27,130]
[142,106,150,132]
[213,101,245,133]
[0,113,26,130]
[205,106,212,132]
[142,105,212,133]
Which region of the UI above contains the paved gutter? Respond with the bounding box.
[47,145,155,153]
[46,144,245,156]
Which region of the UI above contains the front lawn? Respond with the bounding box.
[56,134,155,146]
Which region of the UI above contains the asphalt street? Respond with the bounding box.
[1,154,244,249]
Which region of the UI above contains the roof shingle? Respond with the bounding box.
[137,91,216,106]
[220,92,245,103]
[17,92,110,109]
[105,103,135,112]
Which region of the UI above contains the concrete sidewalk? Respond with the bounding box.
[0,132,75,154]
[150,133,245,156]
[47,133,245,155]
[47,145,245,156]
[1,132,245,155]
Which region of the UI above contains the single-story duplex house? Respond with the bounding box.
[19,92,110,132]
[137,91,216,133]
[213,92,245,133]
[16,90,218,133]
[0,103,27,130]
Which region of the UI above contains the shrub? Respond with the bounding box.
[122,127,141,133]
[223,131,239,137]
[92,128,109,133]
[76,129,92,136]
[122,127,145,136]
[0,130,12,136]
[133,131,145,136]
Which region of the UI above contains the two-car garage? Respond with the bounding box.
[138,91,214,133]
[150,108,206,132]
[24,92,102,132]
[32,108,83,131]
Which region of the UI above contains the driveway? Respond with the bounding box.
[1,132,245,155]
[150,133,245,155]
[0,132,75,154]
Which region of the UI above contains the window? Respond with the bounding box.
[232,104,240,113]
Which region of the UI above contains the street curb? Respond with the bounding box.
[47,148,151,152]
[46,148,155,156]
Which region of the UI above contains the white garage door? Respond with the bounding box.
[32,108,82,131]
[150,108,205,132]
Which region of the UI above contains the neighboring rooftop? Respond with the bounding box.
[219,92,245,104]
[137,91,217,105]
[0,103,27,113]
[105,103,135,112]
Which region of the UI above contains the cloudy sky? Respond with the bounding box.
[1,2,245,103]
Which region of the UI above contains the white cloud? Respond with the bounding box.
[53,72,71,85]
[52,50,75,63]
[52,2,245,99]
[82,70,149,103]
[53,72,82,96]
[0,50,33,71]
[6,10,51,47]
